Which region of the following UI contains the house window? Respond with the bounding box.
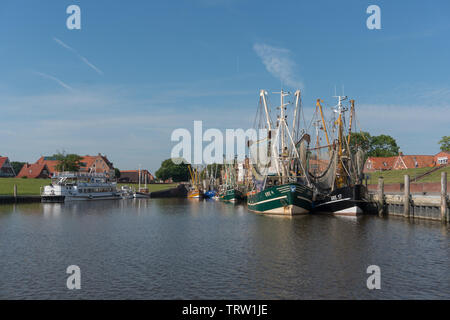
[437,157,448,165]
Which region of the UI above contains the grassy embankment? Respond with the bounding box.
[0,178,177,196]
[367,166,450,184]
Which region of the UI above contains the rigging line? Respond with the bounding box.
[340,157,352,181]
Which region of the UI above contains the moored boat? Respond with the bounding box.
[247,89,314,215]
[41,172,121,202]
[204,189,216,199]
[312,184,368,215]
[247,182,313,215]
[219,187,243,202]
[308,96,369,216]
[187,189,204,199]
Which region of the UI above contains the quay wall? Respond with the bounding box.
[368,182,450,194]
[0,195,41,204]
[369,173,449,223]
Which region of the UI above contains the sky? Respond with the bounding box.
[0,0,449,173]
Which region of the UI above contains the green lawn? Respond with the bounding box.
[367,166,450,184]
[0,178,177,196]
[0,178,51,195]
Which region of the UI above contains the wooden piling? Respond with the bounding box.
[441,172,448,223]
[404,175,410,218]
[13,184,17,198]
[377,177,384,216]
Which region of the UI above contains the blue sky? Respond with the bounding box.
[1,0,449,172]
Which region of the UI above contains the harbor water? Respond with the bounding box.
[0,199,449,299]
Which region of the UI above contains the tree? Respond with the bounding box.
[155,158,190,182]
[438,136,450,152]
[114,168,121,179]
[348,132,399,157]
[53,152,83,172]
[349,131,371,154]
[10,161,25,176]
[368,134,400,157]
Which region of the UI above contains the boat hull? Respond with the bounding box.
[187,190,204,199]
[247,183,313,215]
[134,192,150,198]
[220,188,244,202]
[204,190,216,199]
[41,195,65,203]
[312,185,368,216]
[65,194,122,201]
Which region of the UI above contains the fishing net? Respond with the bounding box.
[308,145,337,192]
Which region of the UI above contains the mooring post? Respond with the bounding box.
[13,184,17,198]
[377,177,384,216]
[404,175,410,218]
[441,171,448,223]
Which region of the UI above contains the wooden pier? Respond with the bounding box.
[370,172,449,223]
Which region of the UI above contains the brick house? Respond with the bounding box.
[16,163,50,179]
[36,153,115,177]
[434,151,450,165]
[119,170,154,183]
[364,152,444,173]
[79,154,115,176]
[35,156,59,174]
[0,156,15,177]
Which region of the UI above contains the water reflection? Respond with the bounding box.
[0,199,448,299]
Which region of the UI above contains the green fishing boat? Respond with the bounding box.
[219,187,244,202]
[247,183,312,214]
[219,157,245,203]
[247,89,314,215]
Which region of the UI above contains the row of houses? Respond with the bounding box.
[4,150,447,181]
[364,151,449,172]
[0,153,157,183]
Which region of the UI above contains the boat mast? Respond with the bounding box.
[316,99,331,149]
[335,95,347,188]
[292,90,301,142]
[347,99,355,146]
[138,164,141,191]
[260,90,272,131]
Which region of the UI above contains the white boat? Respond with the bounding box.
[119,185,135,199]
[41,172,121,202]
[133,165,150,198]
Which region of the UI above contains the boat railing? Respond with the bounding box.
[53,171,109,179]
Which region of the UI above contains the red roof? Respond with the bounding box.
[365,156,396,171]
[36,156,59,174]
[16,163,49,178]
[394,155,434,169]
[35,154,114,175]
[0,157,8,168]
[365,153,437,171]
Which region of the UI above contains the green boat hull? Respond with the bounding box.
[247,183,313,215]
[220,188,244,202]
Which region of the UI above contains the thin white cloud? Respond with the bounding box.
[53,37,103,75]
[253,43,303,89]
[34,71,74,91]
